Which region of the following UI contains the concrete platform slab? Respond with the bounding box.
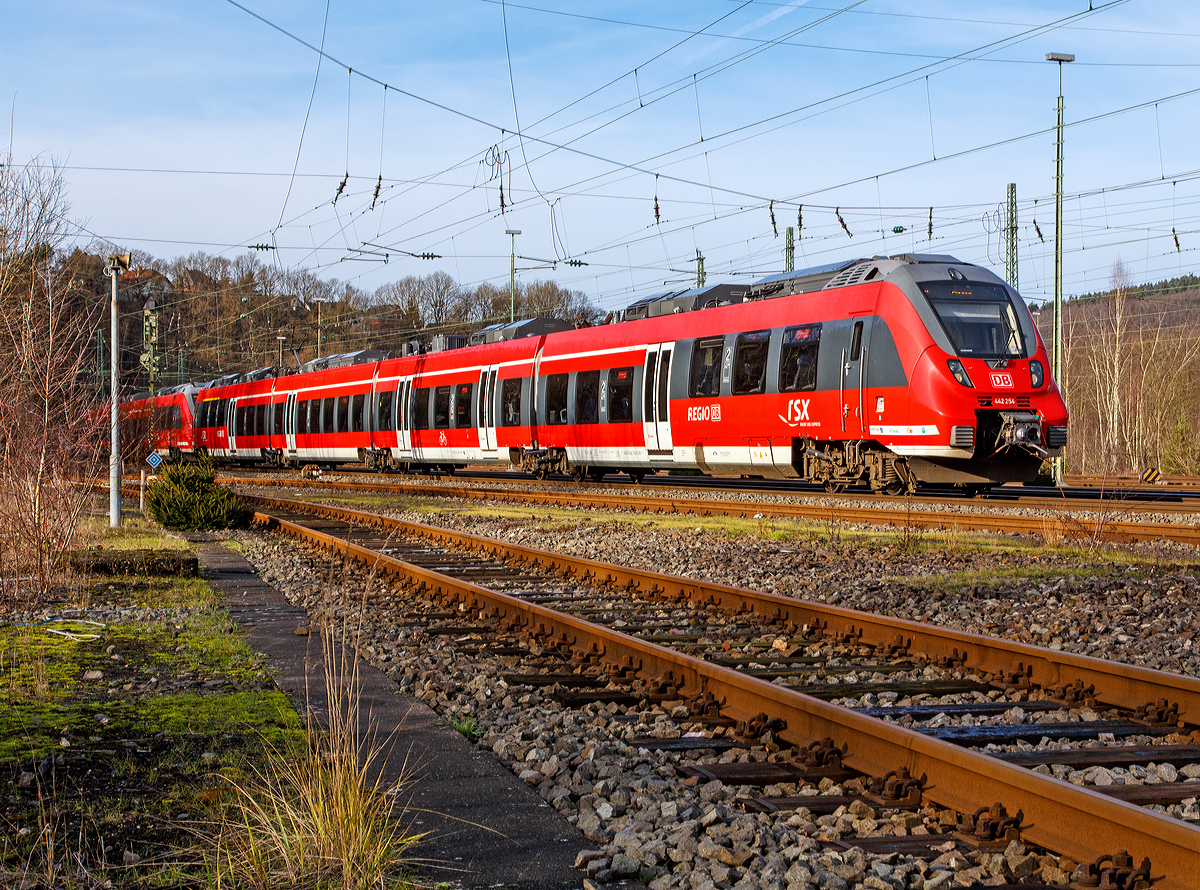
[192,539,589,889]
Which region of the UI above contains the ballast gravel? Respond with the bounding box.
[239,485,1200,679]
[231,516,1200,890]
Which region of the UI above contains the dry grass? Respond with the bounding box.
[210,590,424,890]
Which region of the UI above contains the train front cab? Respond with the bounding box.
[890,262,1068,486]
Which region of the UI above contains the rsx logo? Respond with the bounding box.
[779,398,814,427]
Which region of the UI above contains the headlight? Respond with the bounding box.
[947,359,974,388]
[1030,359,1044,388]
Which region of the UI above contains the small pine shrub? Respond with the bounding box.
[146,459,252,531]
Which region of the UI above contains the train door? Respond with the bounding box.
[284,392,298,458]
[641,342,674,456]
[839,318,871,437]
[478,364,499,455]
[227,397,239,453]
[395,376,413,460]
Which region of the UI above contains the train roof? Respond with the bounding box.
[468,317,575,345]
[298,350,392,374]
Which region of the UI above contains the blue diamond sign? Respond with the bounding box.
[146,452,163,469]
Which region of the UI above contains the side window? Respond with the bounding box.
[378,391,394,432]
[298,400,309,434]
[575,371,599,425]
[413,388,430,430]
[336,395,350,432]
[545,373,568,425]
[322,397,336,433]
[608,367,634,423]
[501,378,523,426]
[850,320,864,361]
[689,337,724,397]
[351,394,364,432]
[454,382,473,428]
[274,401,285,435]
[780,324,821,393]
[433,386,451,429]
[732,330,771,395]
[235,406,246,437]
[255,403,267,436]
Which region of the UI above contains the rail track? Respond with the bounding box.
[223,473,1200,547]
[211,464,1200,508]
[244,493,1200,889]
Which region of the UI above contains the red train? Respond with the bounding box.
[123,253,1067,494]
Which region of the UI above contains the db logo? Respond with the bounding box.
[687,404,722,422]
[989,372,1014,388]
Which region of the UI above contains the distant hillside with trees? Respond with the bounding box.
[67,248,601,393]
[1049,263,1200,475]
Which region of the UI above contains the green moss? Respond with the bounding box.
[0,691,303,763]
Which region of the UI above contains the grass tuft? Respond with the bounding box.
[211,611,423,890]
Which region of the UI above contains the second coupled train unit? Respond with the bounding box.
[127,253,1068,494]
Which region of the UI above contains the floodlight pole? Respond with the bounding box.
[277,335,287,367]
[104,256,127,528]
[506,229,521,323]
[1047,51,1074,486]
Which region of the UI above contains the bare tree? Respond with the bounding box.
[0,154,107,605]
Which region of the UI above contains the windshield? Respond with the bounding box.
[920,281,1025,358]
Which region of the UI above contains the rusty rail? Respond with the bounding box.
[248,494,1200,889]
[243,495,1200,724]
[225,474,1200,546]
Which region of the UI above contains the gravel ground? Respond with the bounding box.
[232,500,1200,890]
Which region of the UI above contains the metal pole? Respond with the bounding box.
[1047,52,1073,486]
[505,229,521,323]
[317,300,322,358]
[1005,183,1018,291]
[107,261,121,527]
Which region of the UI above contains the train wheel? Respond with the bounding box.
[569,466,587,484]
[532,467,547,481]
[824,481,847,494]
[881,480,905,496]
[964,484,992,498]
[629,470,646,484]
[589,469,607,483]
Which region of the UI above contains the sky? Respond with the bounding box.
[4,0,1200,315]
